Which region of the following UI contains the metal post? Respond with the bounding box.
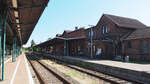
[18,45,20,56]
[20,46,21,55]
[64,40,66,56]
[66,41,69,56]
[18,46,20,56]
[19,46,21,55]
[16,44,18,57]
[2,15,7,80]
[0,15,3,80]
[12,37,16,62]
[90,27,93,58]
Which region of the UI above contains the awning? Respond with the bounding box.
[5,0,49,45]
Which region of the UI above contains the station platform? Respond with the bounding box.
[65,56,150,73]
[53,55,150,83]
[0,54,34,84]
[33,52,150,83]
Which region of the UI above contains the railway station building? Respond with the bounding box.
[35,14,150,61]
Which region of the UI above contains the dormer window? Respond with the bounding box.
[102,25,108,35]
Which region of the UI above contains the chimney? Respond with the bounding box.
[75,26,78,30]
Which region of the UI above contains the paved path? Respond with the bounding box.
[0,54,34,84]
[65,56,150,73]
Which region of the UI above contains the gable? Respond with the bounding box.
[104,14,147,29]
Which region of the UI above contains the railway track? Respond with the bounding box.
[27,52,145,84]
[27,54,79,84]
[31,52,145,84]
[37,56,131,84]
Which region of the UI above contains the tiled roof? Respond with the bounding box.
[126,27,150,40]
[104,14,147,29]
[67,28,85,34]
[64,30,72,33]
[55,36,86,40]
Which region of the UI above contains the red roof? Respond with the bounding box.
[104,14,147,29]
[64,30,72,33]
[126,27,150,40]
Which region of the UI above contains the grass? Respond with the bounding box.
[41,59,104,84]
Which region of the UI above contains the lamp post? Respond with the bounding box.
[90,27,93,58]
[88,25,94,58]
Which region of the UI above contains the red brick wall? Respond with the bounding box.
[95,41,113,59]
[61,28,86,38]
[124,39,150,61]
[95,15,116,39]
[68,39,88,57]
[55,42,64,56]
[95,15,134,40]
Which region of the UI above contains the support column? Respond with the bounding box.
[64,40,67,56]
[12,37,17,62]
[17,46,20,56]
[0,1,8,80]
[66,41,69,56]
[2,15,7,80]
[19,46,21,55]
[0,14,3,80]
[18,45,21,56]
[16,43,19,57]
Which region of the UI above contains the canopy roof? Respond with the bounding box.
[5,0,49,45]
[35,36,87,48]
[126,27,150,40]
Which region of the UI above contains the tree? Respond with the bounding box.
[48,37,52,40]
[30,40,36,51]
[31,40,36,47]
[80,26,85,29]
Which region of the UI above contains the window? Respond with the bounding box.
[128,42,132,48]
[89,29,94,37]
[141,40,148,54]
[101,25,108,35]
[105,25,108,33]
[102,26,105,34]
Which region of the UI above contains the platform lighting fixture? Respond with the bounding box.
[16,19,19,23]
[12,0,22,44]
[17,25,20,28]
[18,28,21,31]
[14,11,19,18]
[12,0,18,8]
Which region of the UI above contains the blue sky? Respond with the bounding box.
[23,0,150,47]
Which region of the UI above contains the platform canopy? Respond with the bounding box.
[3,0,49,45]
